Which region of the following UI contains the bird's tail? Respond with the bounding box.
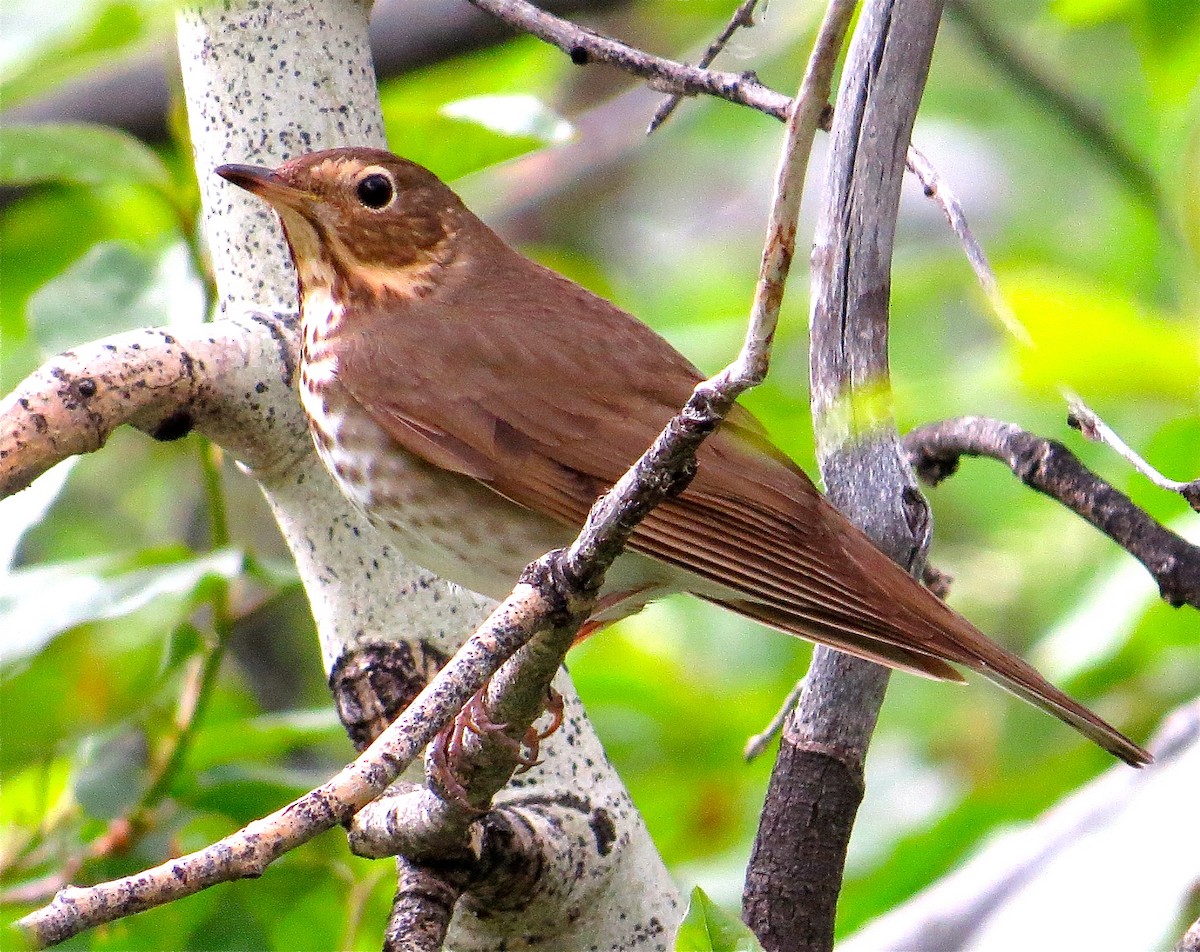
[712,593,1151,767]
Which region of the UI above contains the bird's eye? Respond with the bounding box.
[356,173,394,209]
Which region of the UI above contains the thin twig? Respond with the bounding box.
[905,146,1199,512]
[464,0,790,119]
[904,144,1031,346]
[1067,398,1200,511]
[904,416,1200,609]
[648,0,765,133]
[744,676,807,760]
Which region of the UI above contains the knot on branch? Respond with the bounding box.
[910,448,961,486]
[150,411,196,442]
[330,640,450,750]
[519,551,595,629]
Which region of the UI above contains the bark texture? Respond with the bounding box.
[743,1,946,949]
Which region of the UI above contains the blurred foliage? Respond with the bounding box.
[1,0,1198,948]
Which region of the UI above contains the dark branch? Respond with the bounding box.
[744,2,946,950]
[384,860,460,952]
[904,416,1200,610]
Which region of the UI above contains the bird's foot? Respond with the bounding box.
[512,686,565,774]
[427,684,565,808]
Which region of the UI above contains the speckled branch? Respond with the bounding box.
[744,3,946,951]
[15,581,563,946]
[904,416,1200,610]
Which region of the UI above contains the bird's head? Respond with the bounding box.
[216,148,464,301]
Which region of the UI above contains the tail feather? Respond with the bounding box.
[711,592,1152,767]
[712,597,965,683]
[954,629,1151,766]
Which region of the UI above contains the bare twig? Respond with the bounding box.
[1067,398,1200,512]
[744,677,808,761]
[464,0,790,119]
[0,326,251,497]
[647,0,765,133]
[904,416,1200,610]
[903,144,1032,347]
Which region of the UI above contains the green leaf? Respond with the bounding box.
[1034,512,1200,679]
[184,888,271,951]
[1182,118,1200,265]
[187,708,344,771]
[0,459,77,570]
[379,37,570,181]
[675,887,764,952]
[0,123,172,191]
[1,1,168,108]
[181,763,330,823]
[26,241,204,355]
[0,757,72,831]
[0,547,245,663]
[382,107,547,183]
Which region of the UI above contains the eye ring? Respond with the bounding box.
[356,171,395,210]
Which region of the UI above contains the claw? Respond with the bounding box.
[462,690,509,735]
[428,683,567,802]
[428,716,481,813]
[536,687,565,741]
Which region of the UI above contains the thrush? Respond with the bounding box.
[216,147,1149,767]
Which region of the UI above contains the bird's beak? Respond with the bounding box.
[215,163,309,208]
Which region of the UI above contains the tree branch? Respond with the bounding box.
[903,416,1200,610]
[464,0,790,119]
[647,0,765,133]
[744,3,946,950]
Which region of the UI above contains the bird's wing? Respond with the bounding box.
[334,244,964,664]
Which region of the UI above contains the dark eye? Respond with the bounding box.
[356,173,394,209]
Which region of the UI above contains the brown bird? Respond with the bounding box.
[216,147,1149,766]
